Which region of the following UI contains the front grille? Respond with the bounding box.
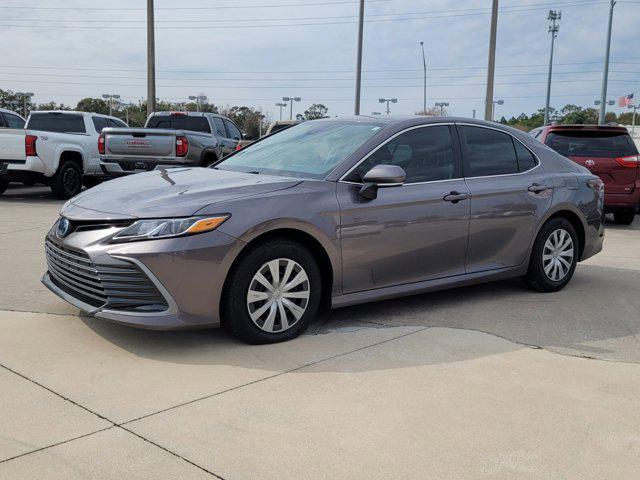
[45,237,168,312]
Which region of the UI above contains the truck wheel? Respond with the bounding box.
[82,176,101,189]
[0,179,8,195]
[613,209,635,225]
[51,160,82,199]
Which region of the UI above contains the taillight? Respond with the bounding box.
[25,135,37,156]
[176,136,189,157]
[98,134,105,154]
[170,111,187,116]
[614,155,639,168]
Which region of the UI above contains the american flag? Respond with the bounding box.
[618,93,634,107]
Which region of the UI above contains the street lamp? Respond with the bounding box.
[594,99,615,106]
[491,99,504,121]
[420,41,427,114]
[371,112,381,116]
[275,102,288,121]
[16,92,34,118]
[379,98,397,115]
[188,94,207,112]
[282,96,301,120]
[544,10,561,125]
[435,101,450,116]
[102,94,121,116]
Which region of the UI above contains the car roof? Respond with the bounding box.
[0,108,24,118]
[312,115,520,131]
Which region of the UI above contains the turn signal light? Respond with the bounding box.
[614,155,638,168]
[176,136,189,157]
[25,135,37,156]
[185,216,229,234]
[98,134,105,154]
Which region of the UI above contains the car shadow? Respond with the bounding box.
[0,184,64,204]
[81,262,640,371]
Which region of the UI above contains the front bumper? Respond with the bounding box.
[41,224,243,330]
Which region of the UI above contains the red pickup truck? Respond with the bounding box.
[531,124,639,224]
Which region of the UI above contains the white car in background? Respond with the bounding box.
[0,110,128,199]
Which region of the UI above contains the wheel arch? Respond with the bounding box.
[534,205,586,261]
[55,147,84,174]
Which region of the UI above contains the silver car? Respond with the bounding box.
[43,116,605,344]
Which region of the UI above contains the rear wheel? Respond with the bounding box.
[613,209,635,225]
[82,176,101,189]
[523,217,578,292]
[222,239,322,344]
[51,160,82,199]
[0,179,8,195]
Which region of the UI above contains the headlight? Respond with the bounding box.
[111,215,229,243]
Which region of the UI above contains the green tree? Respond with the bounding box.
[76,97,110,114]
[303,103,329,120]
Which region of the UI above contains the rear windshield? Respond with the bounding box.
[546,130,638,158]
[146,115,210,133]
[27,113,86,134]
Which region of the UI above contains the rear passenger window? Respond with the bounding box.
[513,140,537,172]
[108,118,127,128]
[348,125,456,183]
[459,126,518,177]
[212,117,227,137]
[5,113,25,129]
[92,117,108,133]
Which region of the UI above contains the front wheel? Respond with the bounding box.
[613,209,636,225]
[222,240,322,344]
[523,217,578,292]
[50,160,82,199]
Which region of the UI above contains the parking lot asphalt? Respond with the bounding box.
[1,184,639,479]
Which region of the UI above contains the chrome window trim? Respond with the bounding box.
[455,122,542,179]
[338,122,457,186]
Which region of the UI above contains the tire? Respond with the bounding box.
[82,176,101,189]
[22,180,36,187]
[523,217,578,292]
[0,179,8,195]
[613,209,635,225]
[222,239,322,344]
[50,160,82,199]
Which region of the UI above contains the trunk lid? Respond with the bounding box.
[545,129,638,195]
[103,128,176,159]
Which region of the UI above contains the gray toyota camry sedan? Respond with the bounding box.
[43,116,604,343]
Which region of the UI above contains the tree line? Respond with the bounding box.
[499,104,637,131]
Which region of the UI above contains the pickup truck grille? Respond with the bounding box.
[45,237,168,312]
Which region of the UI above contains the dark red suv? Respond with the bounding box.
[531,124,639,224]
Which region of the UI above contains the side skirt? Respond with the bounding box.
[331,265,528,309]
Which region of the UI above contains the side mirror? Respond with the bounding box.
[359,164,405,199]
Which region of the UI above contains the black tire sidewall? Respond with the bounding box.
[52,160,82,199]
[526,218,578,292]
[613,209,635,225]
[223,240,322,344]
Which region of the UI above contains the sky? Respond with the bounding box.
[1,0,639,122]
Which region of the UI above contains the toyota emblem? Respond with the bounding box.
[56,217,72,238]
[585,159,595,167]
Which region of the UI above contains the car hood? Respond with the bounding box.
[63,168,301,219]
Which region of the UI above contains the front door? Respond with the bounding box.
[457,124,554,273]
[338,124,470,293]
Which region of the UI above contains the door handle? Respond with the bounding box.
[528,183,548,193]
[443,191,470,203]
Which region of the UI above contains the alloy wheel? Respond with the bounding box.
[63,166,80,195]
[542,228,574,282]
[246,258,310,333]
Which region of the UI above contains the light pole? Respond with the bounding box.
[102,94,121,116]
[435,102,450,116]
[544,10,561,125]
[628,103,638,136]
[354,0,365,115]
[16,92,34,118]
[188,95,207,112]
[378,98,397,115]
[420,41,427,114]
[491,99,504,121]
[275,102,287,121]
[147,0,156,117]
[484,0,499,121]
[282,96,301,120]
[599,0,616,125]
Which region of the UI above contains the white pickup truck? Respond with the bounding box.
[0,110,127,199]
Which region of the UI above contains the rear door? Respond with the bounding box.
[545,129,638,195]
[459,124,553,273]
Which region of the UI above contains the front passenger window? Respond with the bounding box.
[348,125,456,183]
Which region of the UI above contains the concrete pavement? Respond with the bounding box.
[1,185,639,479]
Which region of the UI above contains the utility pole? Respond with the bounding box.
[599,0,616,125]
[354,0,365,115]
[484,0,499,121]
[544,10,561,125]
[147,0,156,117]
[420,41,427,114]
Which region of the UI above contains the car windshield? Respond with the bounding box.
[216,120,385,179]
[546,131,638,158]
